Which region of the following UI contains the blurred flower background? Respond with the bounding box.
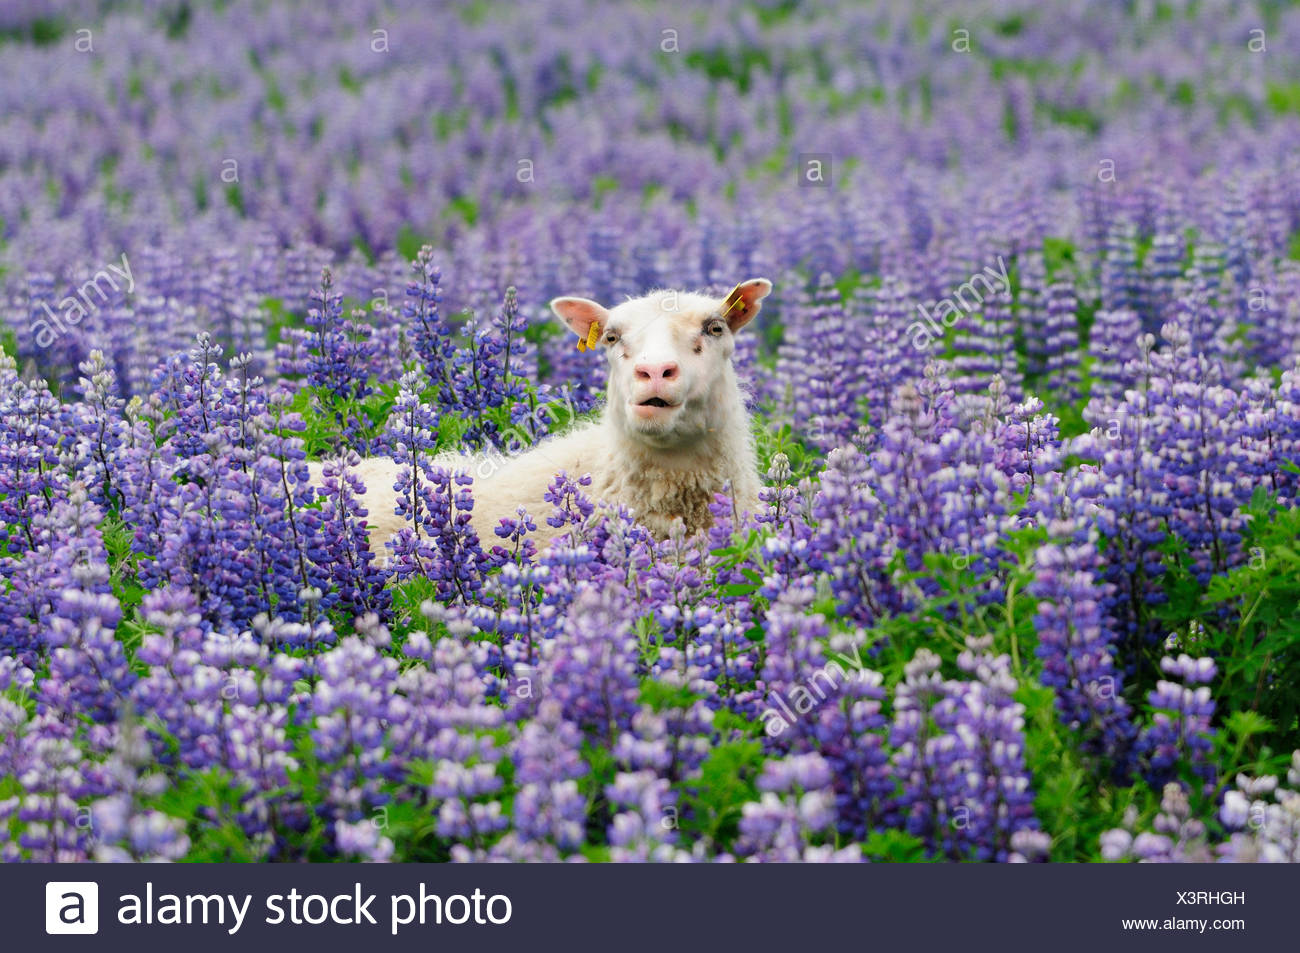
[2,0,1300,862]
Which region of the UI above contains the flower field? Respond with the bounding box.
[3,0,1300,863]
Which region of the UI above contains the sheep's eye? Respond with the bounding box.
[603,330,620,346]
[705,319,727,337]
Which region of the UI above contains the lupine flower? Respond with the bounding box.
[1041,279,1081,403]
[1099,783,1214,863]
[508,700,588,852]
[775,273,860,452]
[527,586,641,746]
[89,715,191,862]
[890,641,1043,861]
[1029,527,1136,771]
[951,283,1021,401]
[1135,647,1217,795]
[404,247,456,393]
[311,450,391,617]
[1216,753,1300,863]
[737,753,861,862]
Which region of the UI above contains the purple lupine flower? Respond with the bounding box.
[16,488,136,724]
[855,275,911,428]
[1029,527,1136,771]
[1099,783,1213,863]
[1143,330,1251,585]
[889,641,1043,861]
[1087,308,1142,402]
[641,520,710,648]
[951,282,1021,400]
[509,699,588,852]
[604,769,697,863]
[988,394,1062,497]
[483,505,538,570]
[527,585,641,746]
[464,557,554,674]
[66,350,129,513]
[129,583,306,851]
[737,753,861,862]
[311,635,400,823]
[0,708,99,861]
[124,337,327,627]
[755,452,802,538]
[449,286,531,449]
[540,332,605,416]
[310,450,390,618]
[1215,752,1300,863]
[389,617,503,768]
[1135,644,1217,795]
[543,470,596,532]
[805,444,900,625]
[334,818,395,862]
[383,369,443,580]
[0,352,66,558]
[1100,222,1142,319]
[927,391,1017,601]
[1143,231,1185,331]
[304,268,373,399]
[41,586,135,725]
[756,586,892,839]
[860,368,963,601]
[408,466,486,605]
[403,246,455,393]
[275,268,378,451]
[89,716,191,862]
[775,272,859,452]
[1082,344,1171,665]
[1018,251,1050,377]
[951,637,1044,861]
[1240,368,1300,505]
[429,743,509,850]
[1041,278,1081,403]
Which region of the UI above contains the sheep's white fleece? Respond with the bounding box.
[347,387,759,551]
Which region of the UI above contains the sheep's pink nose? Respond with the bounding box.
[635,360,679,382]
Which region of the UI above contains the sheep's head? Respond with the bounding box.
[551,278,772,449]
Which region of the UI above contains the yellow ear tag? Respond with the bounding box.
[578,321,601,352]
[722,284,747,319]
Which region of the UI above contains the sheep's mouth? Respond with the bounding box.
[638,397,673,408]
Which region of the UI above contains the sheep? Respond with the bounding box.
[331,277,773,551]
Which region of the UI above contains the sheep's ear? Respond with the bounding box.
[720,278,773,332]
[550,295,610,347]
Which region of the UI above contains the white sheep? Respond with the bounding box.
[334,278,773,550]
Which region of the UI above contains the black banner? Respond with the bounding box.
[14,863,1289,950]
